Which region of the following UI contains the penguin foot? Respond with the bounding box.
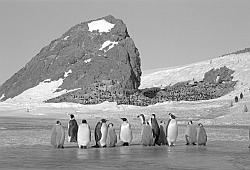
[123,142,129,146]
[80,145,83,149]
[192,143,197,145]
[83,146,87,149]
[185,143,190,145]
[169,143,175,147]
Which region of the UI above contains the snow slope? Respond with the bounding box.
[140,52,250,99]
[4,70,79,104]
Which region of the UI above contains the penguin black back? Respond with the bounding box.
[94,121,102,147]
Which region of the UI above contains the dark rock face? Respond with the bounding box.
[203,66,234,84]
[0,15,141,101]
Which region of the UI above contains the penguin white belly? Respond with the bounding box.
[167,120,178,144]
[100,124,108,147]
[77,124,90,147]
[120,124,132,143]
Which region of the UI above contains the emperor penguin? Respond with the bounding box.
[137,114,154,146]
[51,121,65,149]
[100,119,108,147]
[77,119,91,149]
[106,123,117,147]
[167,113,178,146]
[185,120,197,145]
[120,118,133,146]
[150,113,160,145]
[197,123,207,146]
[68,114,78,142]
[94,119,108,147]
[157,121,167,145]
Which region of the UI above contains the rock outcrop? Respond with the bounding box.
[0,15,141,102]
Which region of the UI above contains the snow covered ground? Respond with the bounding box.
[0,51,250,125]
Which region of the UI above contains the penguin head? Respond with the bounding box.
[108,123,114,127]
[151,113,156,119]
[169,113,176,119]
[101,119,107,123]
[70,114,75,119]
[121,118,127,122]
[82,119,87,124]
[137,114,146,124]
[56,120,61,125]
[137,114,145,118]
[188,120,193,125]
[198,123,203,127]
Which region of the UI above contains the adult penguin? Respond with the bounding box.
[150,114,160,145]
[77,119,91,149]
[137,114,154,146]
[185,120,197,145]
[51,121,65,149]
[157,121,167,145]
[94,119,108,147]
[167,113,178,146]
[197,123,207,146]
[106,123,117,147]
[120,118,133,146]
[68,114,78,142]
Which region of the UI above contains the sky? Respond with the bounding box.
[1,0,250,85]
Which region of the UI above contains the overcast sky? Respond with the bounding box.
[0,0,250,85]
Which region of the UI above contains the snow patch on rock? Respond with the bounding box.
[64,69,72,78]
[0,94,5,100]
[63,36,69,40]
[84,58,91,63]
[43,79,51,83]
[88,19,115,33]
[99,40,118,52]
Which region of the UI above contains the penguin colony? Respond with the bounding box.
[51,113,208,148]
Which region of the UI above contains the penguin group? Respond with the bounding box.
[50,113,208,149]
[185,120,207,146]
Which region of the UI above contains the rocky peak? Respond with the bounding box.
[0,15,141,103]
